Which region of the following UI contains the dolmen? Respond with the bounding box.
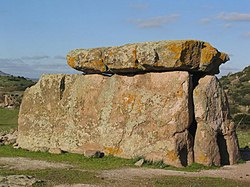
[17,40,240,167]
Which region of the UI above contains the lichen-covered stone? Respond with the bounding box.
[66,40,229,75]
[17,72,193,167]
[193,76,240,166]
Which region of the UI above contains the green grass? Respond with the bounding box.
[0,145,135,170]
[0,167,248,187]
[0,108,18,133]
[154,176,249,187]
[142,160,218,172]
[0,164,248,187]
[237,129,250,148]
[0,168,101,187]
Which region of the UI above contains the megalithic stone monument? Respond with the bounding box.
[17,40,240,167]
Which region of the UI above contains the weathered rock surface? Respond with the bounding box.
[0,175,42,187]
[67,40,229,75]
[0,94,22,108]
[134,158,144,167]
[49,147,62,154]
[17,72,194,167]
[193,76,240,166]
[0,129,17,146]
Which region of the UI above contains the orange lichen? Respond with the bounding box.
[165,150,178,161]
[123,94,136,105]
[122,94,144,113]
[200,42,216,65]
[166,43,182,59]
[132,48,137,61]
[93,60,106,71]
[197,153,209,163]
[67,57,75,67]
[104,147,123,155]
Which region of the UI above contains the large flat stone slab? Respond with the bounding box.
[17,72,193,167]
[67,40,229,75]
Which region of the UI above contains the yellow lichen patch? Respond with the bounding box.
[104,147,123,155]
[135,98,143,113]
[132,48,137,61]
[93,60,106,71]
[166,43,182,59]
[123,94,136,105]
[219,52,229,62]
[200,42,217,65]
[165,150,178,161]
[67,57,75,68]
[197,153,209,163]
[122,93,144,113]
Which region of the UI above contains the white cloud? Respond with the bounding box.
[129,14,179,29]
[218,64,241,77]
[21,55,50,60]
[200,18,212,24]
[217,12,250,22]
[0,56,77,78]
[245,32,250,37]
[220,65,240,71]
[224,23,233,28]
[54,55,66,60]
[129,3,149,10]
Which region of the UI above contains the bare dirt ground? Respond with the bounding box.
[101,161,250,183]
[0,157,249,186]
[0,157,73,170]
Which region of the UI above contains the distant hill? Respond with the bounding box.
[220,65,250,129]
[0,75,35,92]
[0,74,36,108]
[0,70,10,76]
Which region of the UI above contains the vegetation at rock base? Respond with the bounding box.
[0,145,135,170]
[220,65,250,130]
[0,145,249,186]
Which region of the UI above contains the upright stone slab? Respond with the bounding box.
[17,71,193,167]
[67,40,229,75]
[193,76,240,166]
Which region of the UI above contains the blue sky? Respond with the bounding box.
[0,0,250,78]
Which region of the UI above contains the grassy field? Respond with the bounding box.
[237,130,250,148]
[0,145,249,186]
[0,167,248,187]
[0,169,248,187]
[0,108,19,133]
[0,145,135,170]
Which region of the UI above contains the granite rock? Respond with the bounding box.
[193,76,240,166]
[17,72,193,167]
[67,40,229,75]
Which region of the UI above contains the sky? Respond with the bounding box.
[0,0,250,78]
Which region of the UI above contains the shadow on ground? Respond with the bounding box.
[240,147,250,161]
